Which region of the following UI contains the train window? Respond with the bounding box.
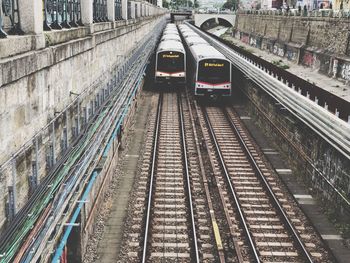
[157,52,185,73]
[198,59,230,84]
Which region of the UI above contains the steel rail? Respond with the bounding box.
[202,107,261,263]
[185,22,350,161]
[231,92,350,211]
[178,93,200,263]
[141,93,163,263]
[185,22,349,212]
[223,108,314,262]
[191,99,239,263]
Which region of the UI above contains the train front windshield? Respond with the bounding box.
[198,59,230,84]
[157,51,185,73]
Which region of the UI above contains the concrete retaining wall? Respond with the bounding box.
[232,69,350,216]
[234,13,350,83]
[80,82,141,260]
[0,15,164,230]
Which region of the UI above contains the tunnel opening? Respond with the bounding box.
[200,17,233,31]
[218,18,233,28]
[200,18,217,31]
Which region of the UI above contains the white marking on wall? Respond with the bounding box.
[276,169,292,175]
[341,63,350,81]
[321,235,343,240]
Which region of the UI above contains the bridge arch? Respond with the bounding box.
[194,14,235,28]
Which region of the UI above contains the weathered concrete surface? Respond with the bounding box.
[232,94,350,263]
[234,13,350,83]
[221,33,350,102]
[96,91,155,262]
[231,68,350,218]
[0,15,165,230]
[0,35,45,59]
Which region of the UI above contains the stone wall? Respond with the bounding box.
[232,68,350,216]
[234,13,350,83]
[0,15,165,230]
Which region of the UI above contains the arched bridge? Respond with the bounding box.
[194,13,236,28]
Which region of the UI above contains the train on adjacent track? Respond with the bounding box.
[155,24,186,85]
[179,24,232,98]
[154,23,232,98]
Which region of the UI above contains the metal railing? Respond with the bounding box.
[115,0,122,20]
[127,1,131,19]
[43,0,83,31]
[0,0,23,38]
[93,0,108,22]
[241,9,350,18]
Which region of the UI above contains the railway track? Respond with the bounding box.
[120,92,220,262]
[193,102,333,263]
[118,90,333,263]
[142,92,196,262]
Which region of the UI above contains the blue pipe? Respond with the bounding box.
[102,71,145,157]
[52,67,147,262]
[51,170,99,263]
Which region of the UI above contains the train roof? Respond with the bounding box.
[179,28,194,34]
[178,24,190,30]
[164,28,178,33]
[178,25,191,30]
[157,40,185,53]
[184,36,208,46]
[190,44,226,61]
[161,34,182,41]
[182,31,199,38]
[165,27,177,31]
[162,31,180,36]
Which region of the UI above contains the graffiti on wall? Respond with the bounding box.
[250,37,257,47]
[286,49,297,62]
[302,51,314,67]
[341,62,350,81]
[273,44,285,57]
[235,31,240,39]
[241,33,249,44]
[302,51,320,69]
[261,39,269,51]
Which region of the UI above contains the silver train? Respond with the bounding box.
[155,24,186,84]
[179,24,232,97]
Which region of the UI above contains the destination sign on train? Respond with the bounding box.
[204,62,224,67]
[163,54,179,58]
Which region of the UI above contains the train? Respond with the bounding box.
[154,23,232,98]
[160,33,182,42]
[154,24,186,84]
[179,24,232,98]
[183,36,208,47]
